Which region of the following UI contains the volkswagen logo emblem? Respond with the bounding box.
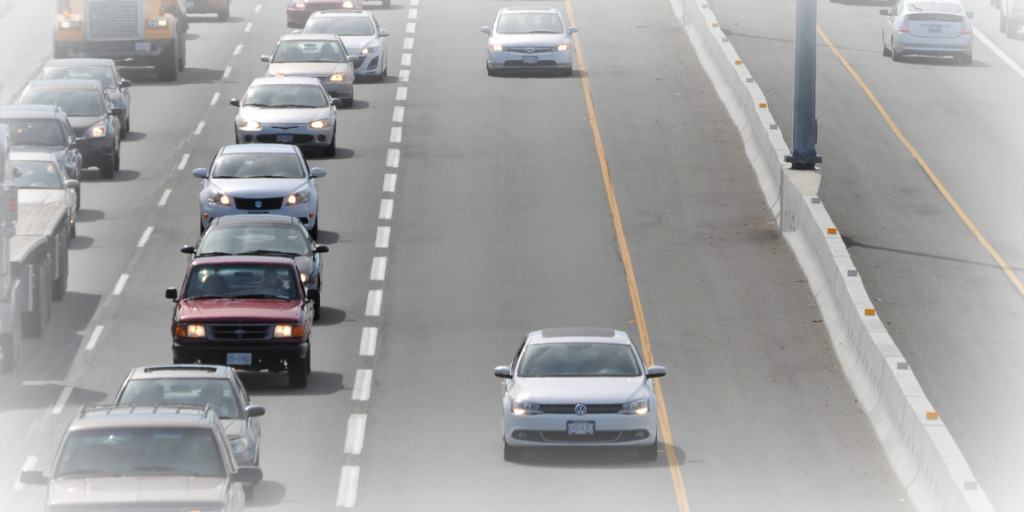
[254,200,263,209]
[574,403,587,416]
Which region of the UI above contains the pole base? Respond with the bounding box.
[785,153,822,170]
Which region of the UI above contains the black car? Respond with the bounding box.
[39,58,133,136]
[17,79,121,178]
[0,105,83,189]
[182,215,329,319]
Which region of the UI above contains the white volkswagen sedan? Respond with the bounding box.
[494,328,666,461]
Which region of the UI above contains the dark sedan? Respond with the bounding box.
[0,105,82,188]
[39,58,133,136]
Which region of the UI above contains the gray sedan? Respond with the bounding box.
[231,77,342,156]
[261,34,356,106]
[881,1,974,64]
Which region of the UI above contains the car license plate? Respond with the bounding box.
[186,0,195,7]
[134,42,152,52]
[277,134,294,143]
[928,24,943,33]
[226,353,252,366]
[567,421,595,436]
[523,55,539,64]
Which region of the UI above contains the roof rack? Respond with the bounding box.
[79,403,211,418]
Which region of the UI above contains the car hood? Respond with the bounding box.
[18,189,66,205]
[511,377,647,404]
[266,62,350,78]
[67,115,105,135]
[10,144,67,155]
[208,178,309,198]
[178,298,303,322]
[237,106,331,124]
[490,33,570,48]
[340,35,377,52]
[48,476,226,507]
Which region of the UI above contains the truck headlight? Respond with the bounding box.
[620,398,649,415]
[87,124,107,138]
[286,189,311,205]
[174,323,206,338]
[489,43,504,52]
[59,18,81,29]
[146,17,170,28]
[274,324,304,338]
[328,73,346,82]
[238,120,261,131]
[309,119,330,129]
[511,399,541,415]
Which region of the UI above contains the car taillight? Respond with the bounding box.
[898,20,909,33]
[961,21,971,35]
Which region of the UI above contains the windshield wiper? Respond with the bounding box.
[131,466,207,477]
[242,175,292,179]
[57,469,122,478]
[234,293,292,300]
[238,249,302,256]
[272,104,319,108]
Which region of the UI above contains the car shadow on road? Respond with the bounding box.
[238,370,344,396]
[69,236,94,250]
[313,230,341,245]
[308,148,354,160]
[505,442,687,470]
[123,131,147,142]
[347,100,371,110]
[246,480,287,508]
[315,307,346,326]
[74,209,105,223]
[895,55,990,67]
[187,16,246,24]
[123,67,226,85]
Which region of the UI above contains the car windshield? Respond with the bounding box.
[517,342,641,377]
[244,85,327,108]
[11,160,62,189]
[273,40,348,63]
[199,223,312,256]
[305,17,376,36]
[907,2,962,12]
[183,263,299,300]
[55,428,226,479]
[20,89,104,116]
[0,119,65,146]
[119,378,242,419]
[211,153,305,179]
[42,66,117,89]
[496,12,565,34]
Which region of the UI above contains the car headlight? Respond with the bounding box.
[58,18,81,29]
[620,398,649,415]
[361,45,379,55]
[271,72,287,78]
[309,119,330,129]
[229,436,250,455]
[207,190,231,207]
[511,399,541,415]
[238,119,262,131]
[146,17,170,28]
[557,42,571,52]
[292,1,307,8]
[299,272,308,283]
[287,188,311,205]
[328,73,346,82]
[87,124,107,138]
[342,0,354,7]
[274,324,304,338]
[489,43,503,52]
[174,323,207,338]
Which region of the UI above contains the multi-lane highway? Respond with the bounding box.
[0,0,981,510]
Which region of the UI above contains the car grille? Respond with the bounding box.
[235,197,284,210]
[538,404,622,414]
[510,429,651,443]
[255,134,315,144]
[507,46,556,53]
[86,0,142,41]
[208,324,273,342]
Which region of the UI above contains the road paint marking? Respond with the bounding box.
[255,3,262,12]
[390,126,402,143]
[408,7,417,19]
[565,1,688,510]
[352,369,373,401]
[194,121,206,136]
[410,0,419,5]
[233,44,244,56]
[210,92,220,106]
[392,105,405,123]
[819,26,1024,299]
[137,226,154,248]
[336,465,360,508]
[84,325,104,351]
[22,380,63,386]
[386,148,401,168]
[52,386,73,415]
[359,326,378,356]
[344,414,367,454]
[378,199,394,220]
[158,188,172,207]
[177,153,190,171]
[371,256,387,280]
[222,66,232,80]
[375,226,391,248]
[403,37,414,50]
[244,22,253,32]
[365,290,382,316]
[12,455,37,491]
[406,22,416,34]
[401,53,412,67]
[974,30,1024,82]
[113,273,129,296]
[398,69,410,82]
[395,86,407,101]
[383,173,397,193]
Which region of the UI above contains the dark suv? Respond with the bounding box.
[166,256,315,388]
[17,79,122,178]
[0,105,82,184]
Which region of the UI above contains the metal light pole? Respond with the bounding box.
[786,0,823,170]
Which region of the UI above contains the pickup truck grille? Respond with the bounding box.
[208,324,273,342]
[86,0,142,41]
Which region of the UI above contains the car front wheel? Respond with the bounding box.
[288,354,308,388]
[636,439,658,461]
[503,441,523,462]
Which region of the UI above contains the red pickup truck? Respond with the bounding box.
[166,255,314,388]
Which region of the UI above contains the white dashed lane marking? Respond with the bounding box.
[222,66,232,80]
[352,369,373,400]
[390,126,402,143]
[113,273,130,296]
[137,226,154,248]
[370,256,387,280]
[403,37,414,50]
[398,69,410,82]
[392,106,405,123]
[255,3,262,12]
[336,466,360,508]
[52,386,73,415]
[245,22,254,32]
[386,148,401,168]
[344,414,367,454]
[395,86,407,101]
[401,53,412,67]
[408,7,418,19]
[359,326,378,356]
[375,226,391,248]
[210,92,220,106]
[177,153,190,171]
[194,121,206,136]
[158,188,172,207]
[383,173,397,193]
[378,199,394,220]
[365,290,383,317]
[233,44,243,56]
[84,325,104,351]
[406,22,416,33]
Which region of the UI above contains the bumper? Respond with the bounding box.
[55,39,175,63]
[350,54,385,76]
[502,412,658,448]
[236,124,334,148]
[78,138,116,168]
[200,201,317,230]
[487,50,573,70]
[894,34,972,55]
[173,340,308,370]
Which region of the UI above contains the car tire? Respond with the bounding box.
[487,66,497,77]
[52,252,68,301]
[0,334,18,374]
[309,221,319,241]
[100,153,116,179]
[891,40,902,62]
[325,132,336,157]
[305,345,312,375]
[882,35,891,57]
[218,7,229,21]
[636,439,658,461]
[157,43,180,81]
[75,186,81,209]
[503,441,523,462]
[342,97,354,108]
[959,52,973,65]
[199,219,206,235]
[288,355,308,388]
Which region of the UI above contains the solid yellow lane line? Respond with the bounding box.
[818,26,1024,297]
[563,1,690,511]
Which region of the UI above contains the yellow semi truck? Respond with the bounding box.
[54,0,188,81]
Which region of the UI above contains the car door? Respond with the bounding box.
[100,93,121,142]
[59,117,83,179]
[230,369,260,455]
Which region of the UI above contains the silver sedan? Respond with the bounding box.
[881,1,974,64]
[261,34,356,106]
[482,7,577,76]
[231,77,341,156]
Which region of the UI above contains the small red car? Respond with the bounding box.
[166,256,314,388]
[286,0,363,28]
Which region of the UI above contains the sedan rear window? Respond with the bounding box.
[273,40,349,63]
[20,90,104,117]
[517,342,641,377]
[42,66,117,89]
[184,263,298,300]
[211,153,305,178]
[55,428,226,479]
[245,85,327,108]
[496,13,565,34]
[305,17,375,36]
[10,160,63,189]
[907,2,962,13]
[0,119,65,147]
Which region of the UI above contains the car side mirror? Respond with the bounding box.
[244,405,266,418]
[310,167,326,178]
[259,55,271,63]
[192,168,209,179]
[966,11,974,18]
[165,287,178,300]
[229,98,240,107]
[379,29,390,37]
[233,466,263,484]
[314,245,329,253]
[645,365,667,379]
[19,470,48,486]
[347,55,358,63]
[180,245,196,254]
[119,79,133,88]
[493,365,512,379]
[110,106,124,116]
[568,27,578,34]
[481,26,492,35]
[331,97,343,108]
[64,179,79,189]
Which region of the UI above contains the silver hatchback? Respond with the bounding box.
[482,7,577,76]
[881,0,974,64]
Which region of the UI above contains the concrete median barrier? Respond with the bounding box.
[667,0,994,510]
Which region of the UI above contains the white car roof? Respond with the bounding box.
[527,328,631,345]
